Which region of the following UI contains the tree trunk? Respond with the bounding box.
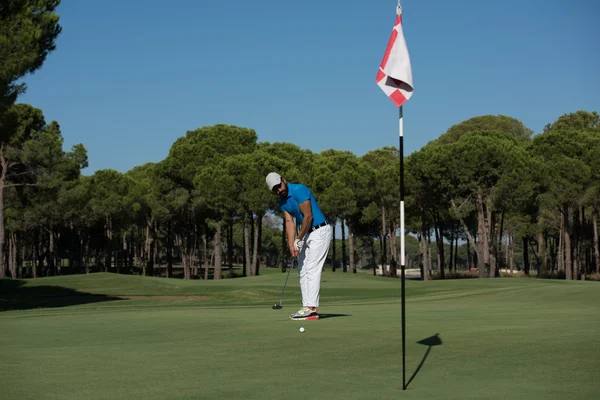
[244,211,251,276]
[33,229,39,278]
[558,209,564,273]
[0,152,7,279]
[176,235,188,280]
[47,229,56,276]
[252,212,263,276]
[77,232,84,274]
[371,237,377,276]
[388,223,397,277]
[213,224,223,280]
[84,237,90,274]
[578,206,585,279]
[537,230,549,276]
[477,194,489,278]
[381,203,387,275]
[466,235,471,270]
[505,231,510,275]
[564,204,572,280]
[434,221,445,279]
[38,245,46,277]
[523,236,530,276]
[573,207,580,279]
[509,235,515,274]
[130,229,136,271]
[419,212,429,280]
[8,232,16,279]
[341,219,347,273]
[427,229,433,275]
[281,218,287,270]
[250,212,255,272]
[120,231,127,273]
[451,199,484,277]
[347,217,357,273]
[16,232,22,278]
[227,221,234,271]
[54,230,61,275]
[449,228,454,274]
[186,234,195,280]
[145,215,154,276]
[497,210,505,275]
[453,229,458,271]
[420,227,430,281]
[154,223,160,276]
[488,209,496,278]
[202,224,208,280]
[594,211,600,274]
[103,216,110,272]
[166,221,173,278]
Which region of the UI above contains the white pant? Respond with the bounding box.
[297,224,332,308]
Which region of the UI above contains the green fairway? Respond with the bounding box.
[1,272,599,400]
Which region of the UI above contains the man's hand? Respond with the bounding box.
[294,238,304,250]
[289,244,300,258]
[289,238,303,258]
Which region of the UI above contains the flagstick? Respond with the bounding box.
[399,105,407,390]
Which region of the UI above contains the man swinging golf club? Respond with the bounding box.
[266,172,332,320]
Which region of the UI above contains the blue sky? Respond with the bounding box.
[19,0,600,174]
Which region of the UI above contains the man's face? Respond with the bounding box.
[272,179,288,197]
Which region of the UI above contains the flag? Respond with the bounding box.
[376,4,414,107]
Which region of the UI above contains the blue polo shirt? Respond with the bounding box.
[279,183,327,228]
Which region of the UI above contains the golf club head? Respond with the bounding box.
[272,304,283,309]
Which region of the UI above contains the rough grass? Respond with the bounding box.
[1,272,599,400]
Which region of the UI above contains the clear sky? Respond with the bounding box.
[19,0,600,174]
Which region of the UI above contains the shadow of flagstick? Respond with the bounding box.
[405,333,443,389]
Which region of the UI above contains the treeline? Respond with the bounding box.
[408,113,600,280]
[2,1,599,281]
[1,106,599,281]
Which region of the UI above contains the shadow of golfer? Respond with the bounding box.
[318,314,351,319]
[406,333,443,388]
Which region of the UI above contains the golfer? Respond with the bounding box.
[266,172,332,320]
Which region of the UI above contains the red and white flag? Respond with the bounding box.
[376,4,414,107]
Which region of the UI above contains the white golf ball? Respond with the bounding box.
[299,327,305,333]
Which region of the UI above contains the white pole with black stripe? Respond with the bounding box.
[399,105,407,390]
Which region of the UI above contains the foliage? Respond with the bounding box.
[0,0,62,124]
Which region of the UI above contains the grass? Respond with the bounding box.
[1,270,599,400]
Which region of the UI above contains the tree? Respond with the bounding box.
[242,149,297,276]
[530,111,600,279]
[446,131,530,277]
[0,1,62,278]
[361,147,400,276]
[1,104,87,278]
[87,170,133,273]
[0,0,62,127]
[424,115,534,279]
[406,144,453,280]
[434,115,533,146]
[313,150,372,273]
[163,124,258,279]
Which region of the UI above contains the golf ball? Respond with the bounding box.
[299,327,305,333]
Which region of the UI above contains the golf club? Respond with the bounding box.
[272,258,295,309]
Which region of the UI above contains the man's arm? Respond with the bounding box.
[283,211,297,256]
[297,200,313,241]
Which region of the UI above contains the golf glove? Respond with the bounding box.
[294,238,304,250]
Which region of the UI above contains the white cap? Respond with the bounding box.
[266,172,281,190]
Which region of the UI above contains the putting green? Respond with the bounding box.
[1,272,598,399]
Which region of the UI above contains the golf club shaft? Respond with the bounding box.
[279,258,294,304]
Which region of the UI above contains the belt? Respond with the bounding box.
[310,222,328,232]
